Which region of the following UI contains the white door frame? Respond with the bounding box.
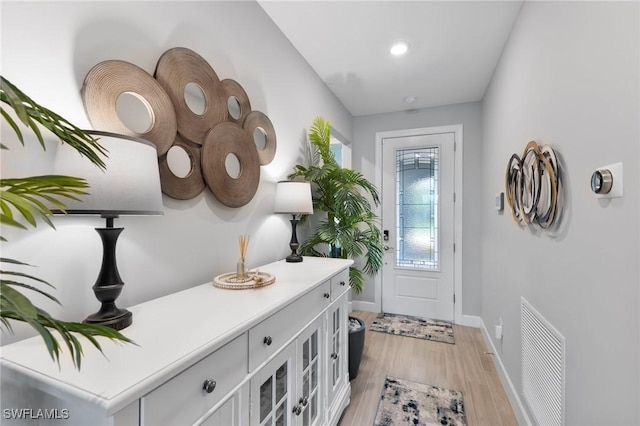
[373,124,463,324]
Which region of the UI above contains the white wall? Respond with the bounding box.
[481,2,639,424]
[351,102,483,316]
[0,1,352,344]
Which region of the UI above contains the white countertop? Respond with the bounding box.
[0,257,352,415]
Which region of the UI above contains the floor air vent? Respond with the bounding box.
[521,297,565,426]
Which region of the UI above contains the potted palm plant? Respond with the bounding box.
[1,76,133,369]
[289,116,383,380]
[289,116,383,292]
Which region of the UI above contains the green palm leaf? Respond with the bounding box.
[2,280,60,304]
[349,267,365,293]
[1,304,135,369]
[308,116,334,165]
[1,77,107,169]
[1,175,90,232]
[1,284,38,319]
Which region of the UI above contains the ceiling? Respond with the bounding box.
[258,1,523,117]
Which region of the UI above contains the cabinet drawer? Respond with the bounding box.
[248,280,331,371]
[141,333,248,426]
[330,268,350,301]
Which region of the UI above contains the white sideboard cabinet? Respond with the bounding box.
[1,257,352,426]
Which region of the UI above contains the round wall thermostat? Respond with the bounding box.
[591,169,613,194]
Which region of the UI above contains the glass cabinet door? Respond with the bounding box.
[251,343,294,426]
[331,306,342,390]
[326,300,346,413]
[294,317,323,426]
[252,317,324,426]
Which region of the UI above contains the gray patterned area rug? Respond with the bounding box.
[374,377,467,426]
[370,313,455,344]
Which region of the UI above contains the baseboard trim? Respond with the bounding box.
[459,314,481,328]
[478,319,532,426]
[351,300,378,313]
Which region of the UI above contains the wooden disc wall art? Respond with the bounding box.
[243,111,277,166]
[201,122,260,208]
[81,47,277,207]
[81,60,177,157]
[219,79,251,125]
[505,141,561,230]
[158,134,206,200]
[154,47,225,145]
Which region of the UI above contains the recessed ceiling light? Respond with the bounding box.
[404,96,417,104]
[390,42,409,56]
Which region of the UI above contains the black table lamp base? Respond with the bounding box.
[84,217,132,331]
[286,215,303,263]
[84,306,132,331]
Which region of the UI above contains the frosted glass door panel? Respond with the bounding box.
[396,147,439,270]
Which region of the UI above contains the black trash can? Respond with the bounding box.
[348,316,366,381]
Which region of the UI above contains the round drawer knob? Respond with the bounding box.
[263,336,273,346]
[324,292,330,299]
[340,281,346,286]
[202,379,216,394]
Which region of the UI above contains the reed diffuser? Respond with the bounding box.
[237,235,249,279]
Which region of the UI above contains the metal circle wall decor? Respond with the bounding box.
[154,47,226,144]
[82,47,277,207]
[505,141,561,230]
[81,60,177,156]
[219,79,251,125]
[158,134,206,200]
[201,122,261,208]
[243,111,277,165]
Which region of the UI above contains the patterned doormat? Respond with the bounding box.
[370,313,455,344]
[374,377,468,426]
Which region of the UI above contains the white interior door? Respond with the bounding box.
[381,132,455,321]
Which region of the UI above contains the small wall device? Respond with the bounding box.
[590,169,613,194]
[591,162,623,199]
[495,192,504,211]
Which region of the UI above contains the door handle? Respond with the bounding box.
[383,245,394,251]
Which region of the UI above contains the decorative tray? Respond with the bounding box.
[213,271,275,290]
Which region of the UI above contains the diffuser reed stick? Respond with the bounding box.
[239,235,249,260]
[237,235,249,279]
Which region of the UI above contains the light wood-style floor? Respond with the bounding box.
[339,311,518,426]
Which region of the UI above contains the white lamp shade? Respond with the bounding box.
[51,131,164,216]
[274,181,313,215]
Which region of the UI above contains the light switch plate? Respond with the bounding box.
[495,192,504,211]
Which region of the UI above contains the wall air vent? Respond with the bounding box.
[521,297,565,426]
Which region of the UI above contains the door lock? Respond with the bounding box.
[383,230,389,241]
